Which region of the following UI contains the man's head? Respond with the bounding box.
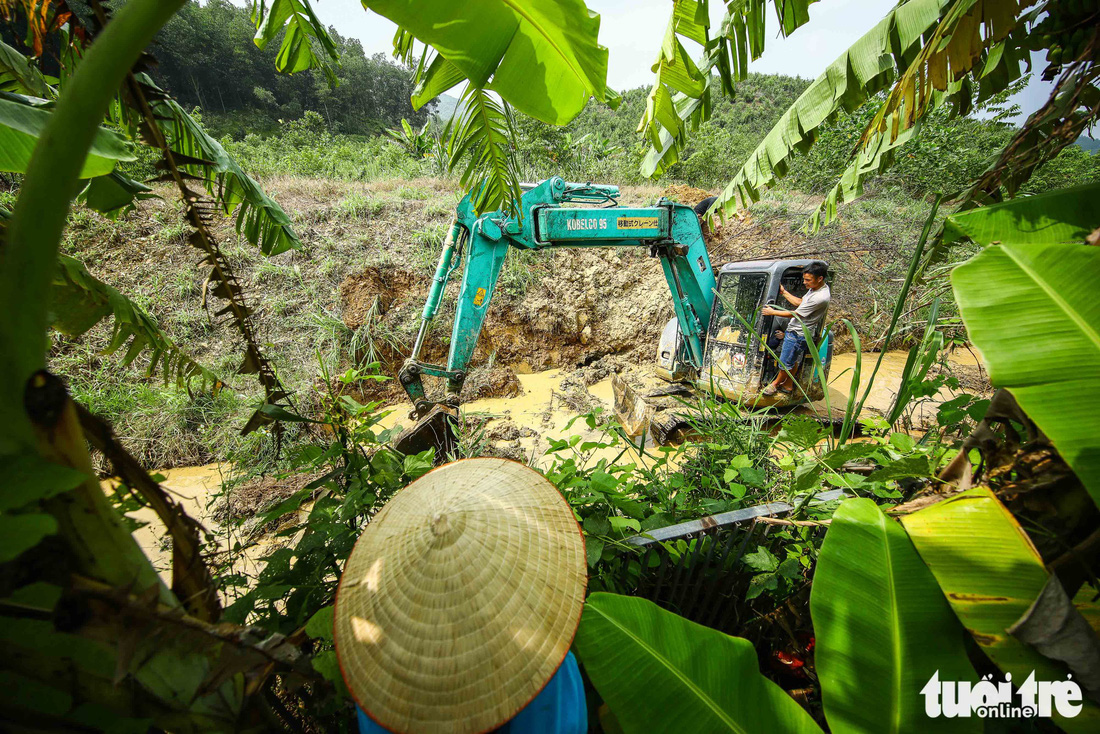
[802,261,828,290]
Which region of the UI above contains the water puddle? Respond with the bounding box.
[384,350,985,462]
[109,463,277,588]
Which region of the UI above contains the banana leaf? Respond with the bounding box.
[640,0,821,179]
[412,53,466,111]
[364,0,609,125]
[811,498,979,733]
[136,75,301,256]
[0,93,134,178]
[250,0,339,82]
[76,170,156,220]
[0,39,53,97]
[574,592,823,734]
[712,0,951,218]
[901,488,1100,733]
[943,181,1100,246]
[951,240,1100,507]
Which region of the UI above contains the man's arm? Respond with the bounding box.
[779,285,802,306]
[762,306,794,318]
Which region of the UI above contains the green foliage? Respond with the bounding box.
[222,122,420,180]
[811,498,979,734]
[367,0,610,125]
[153,0,430,135]
[901,489,1100,733]
[138,77,302,256]
[0,93,136,178]
[221,362,433,633]
[249,0,339,81]
[574,593,824,734]
[383,117,431,158]
[639,0,819,178]
[52,254,222,390]
[449,86,522,216]
[952,218,1100,507]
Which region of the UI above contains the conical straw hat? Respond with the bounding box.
[334,458,587,734]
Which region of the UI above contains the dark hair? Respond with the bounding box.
[693,196,718,234]
[693,196,718,217]
[803,261,828,279]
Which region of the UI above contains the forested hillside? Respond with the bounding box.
[151,0,431,136]
[136,2,1096,200]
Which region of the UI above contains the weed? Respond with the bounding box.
[396,185,430,200]
[410,223,447,248]
[332,192,383,220]
[496,248,550,299]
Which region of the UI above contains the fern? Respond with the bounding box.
[448,86,523,217]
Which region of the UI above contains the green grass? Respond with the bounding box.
[55,338,250,470]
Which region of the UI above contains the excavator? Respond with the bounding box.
[394,177,832,451]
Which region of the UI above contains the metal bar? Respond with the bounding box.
[625,489,846,547]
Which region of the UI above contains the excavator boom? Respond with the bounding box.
[398,177,716,417]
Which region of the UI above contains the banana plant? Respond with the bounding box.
[384,117,432,158]
[902,488,1100,733]
[948,182,1100,508]
[812,498,979,734]
[364,0,614,214]
[639,0,820,178]
[660,0,1092,238]
[0,0,331,726]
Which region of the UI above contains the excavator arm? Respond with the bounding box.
[398,177,716,417]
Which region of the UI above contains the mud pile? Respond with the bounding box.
[336,183,917,391]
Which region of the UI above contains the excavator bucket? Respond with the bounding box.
[390,405,457,463]
[612,375,694,445]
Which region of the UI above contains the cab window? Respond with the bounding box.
[710,272,767,346]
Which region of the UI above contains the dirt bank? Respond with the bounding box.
[57,175,962,469]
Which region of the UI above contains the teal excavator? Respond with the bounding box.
[397,177,831,445]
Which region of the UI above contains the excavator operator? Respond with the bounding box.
[761,261,830,397]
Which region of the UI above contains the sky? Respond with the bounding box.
[234,0,1058,125]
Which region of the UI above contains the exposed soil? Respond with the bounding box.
[57,175,971,469]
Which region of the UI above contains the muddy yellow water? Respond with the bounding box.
[381,369,665,469]
[110,463,277,588]
[822,349,980,425]
[384,349,984,465]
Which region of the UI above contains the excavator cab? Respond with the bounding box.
[617,259,833,442]
[700,259,833,405]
